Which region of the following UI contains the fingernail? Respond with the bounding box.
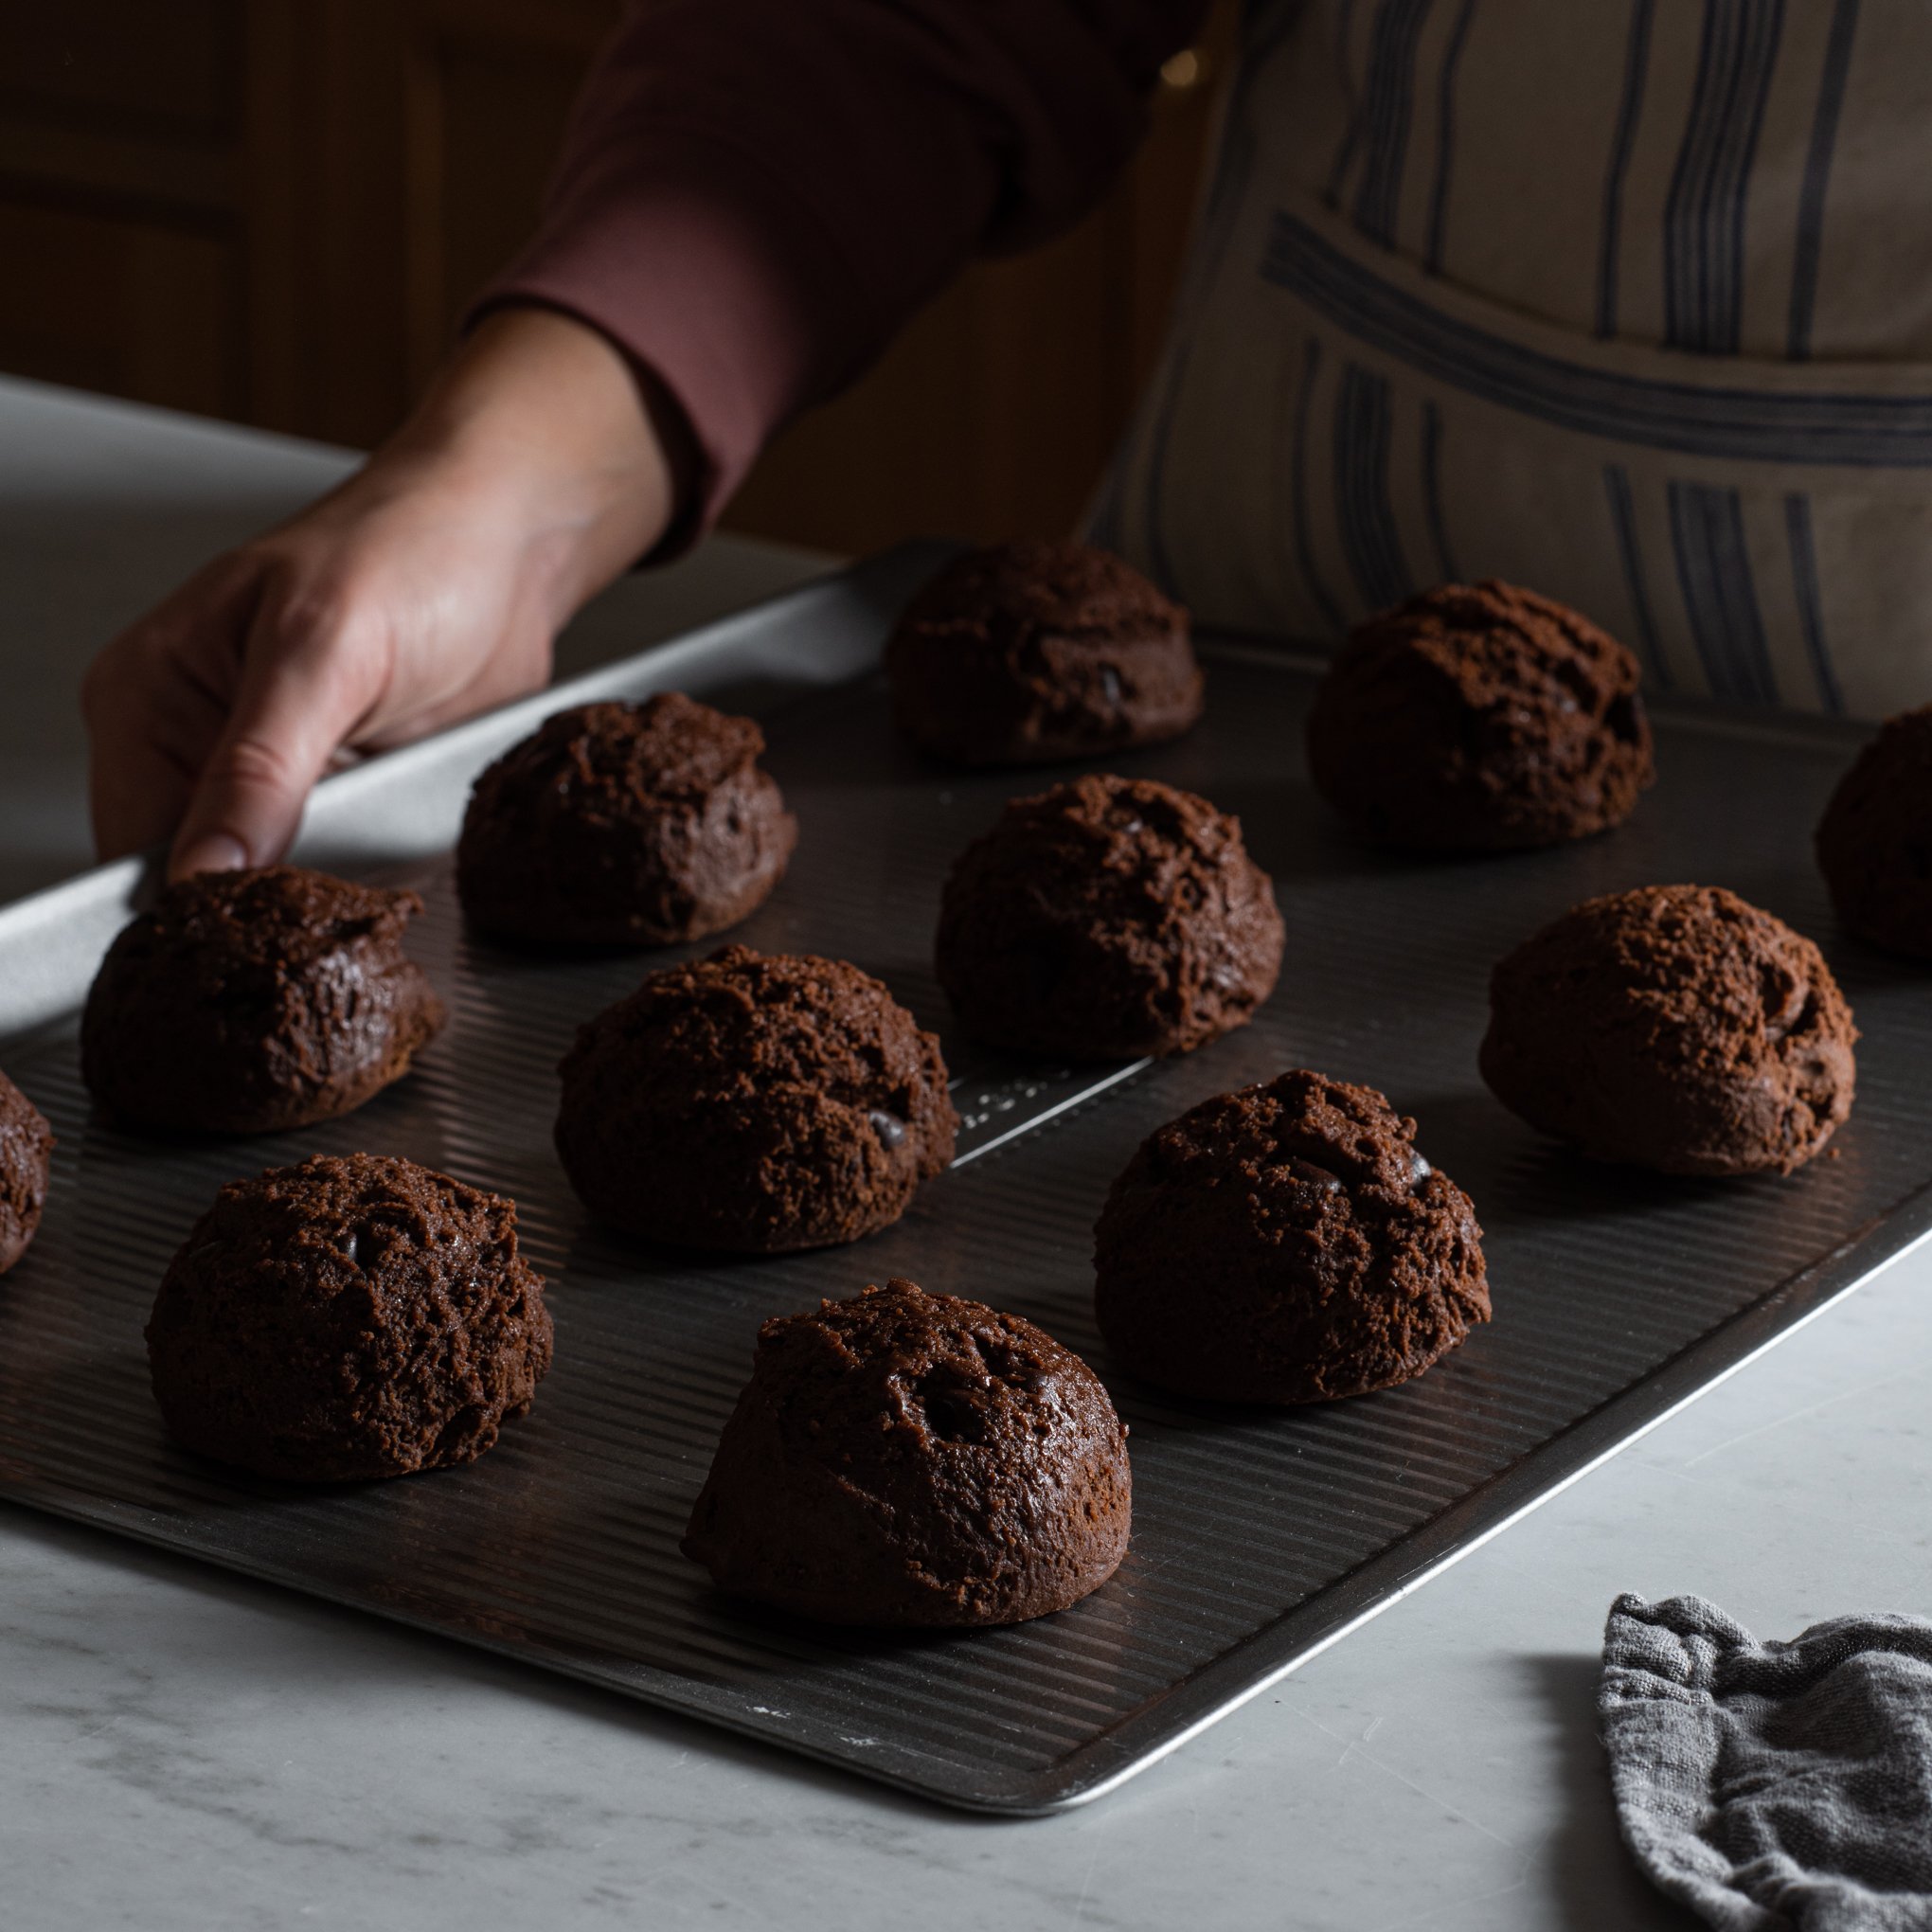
[170,833,251,881]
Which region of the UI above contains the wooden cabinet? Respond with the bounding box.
[0,0,1230,551]
[0,2,247,417]
[0,200,238,414]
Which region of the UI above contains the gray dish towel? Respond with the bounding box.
[1601,1594,1932,1930]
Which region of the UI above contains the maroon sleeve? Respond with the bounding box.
[474,0,1209,545]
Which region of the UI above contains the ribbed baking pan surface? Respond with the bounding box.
[2,557,1926,1812]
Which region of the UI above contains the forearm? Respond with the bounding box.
[364,305,693,611]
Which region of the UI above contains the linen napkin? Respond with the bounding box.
[1600,1593,1932,1930]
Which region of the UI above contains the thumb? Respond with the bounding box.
[168,597,386,881]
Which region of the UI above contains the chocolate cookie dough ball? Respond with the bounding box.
[80,868,444,1136]
[886,540,1204,766]
[1306,580,1655,850]
[1816,706,1932,961]
[556,946,957,1251]
[0,1071,53,1275]
[1480,886,1857,1175]
[146,1154,552,1481]
[935,774,1284,1060]
[1094,1071,1489,1404]
[683,1279,1131,1626]
[456,692,796,948]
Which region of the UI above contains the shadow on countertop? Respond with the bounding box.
[1527,1652,1704,1930]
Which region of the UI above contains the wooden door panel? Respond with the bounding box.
[407,24,607,376]
[0,1,240,139]
[0,196,238,414]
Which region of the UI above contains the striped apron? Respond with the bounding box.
[1094,0,1932,718]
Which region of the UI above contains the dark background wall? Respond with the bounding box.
[0,1,1232,554]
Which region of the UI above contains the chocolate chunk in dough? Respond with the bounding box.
[81,868,444,1135]
[1307,579,1655,850]
[0,1070,53,1275]
[1094,1070,1489,1403]
[935,773,1283,1059]
[147,1153,552,1481]
[1480,884,1857,1175]
[1816,704,1932,962]
[886,541,1203,766]
[684,1278,1131,1625]
[555,945,957,1251]
[456,692,796,948]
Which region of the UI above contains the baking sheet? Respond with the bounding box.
[1,545,1927,1815]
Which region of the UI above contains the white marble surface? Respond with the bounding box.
[4,376,1928,1931]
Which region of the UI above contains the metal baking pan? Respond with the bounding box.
[2,542,1927,1815]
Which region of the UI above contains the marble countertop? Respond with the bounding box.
[4,376,1925,1932]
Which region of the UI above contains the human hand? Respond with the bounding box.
[83,307,689,878]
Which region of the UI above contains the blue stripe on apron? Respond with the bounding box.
[1335,362,1413,611]
[1788,0,1860,360]
[1423,0,1477,274]
[1603,463,1673,688]
[1353,0,1436,248]
[1668,481,1779,702]
[1597,0,1655,339]
[1261,212,1932,464]
[1201,0,1314,262]
[1782,493,1845,712]
[1663,0,1787,356]
[1327,0,1367,205]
